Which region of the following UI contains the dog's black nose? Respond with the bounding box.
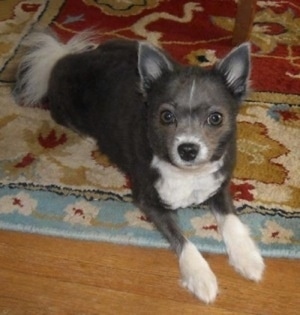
[178,143,199,162]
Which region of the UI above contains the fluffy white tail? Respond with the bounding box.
[15,31,97,106]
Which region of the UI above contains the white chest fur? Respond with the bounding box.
[151,156,225,210]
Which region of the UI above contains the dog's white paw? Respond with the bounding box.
[222,214,265,282]
[179,241,218,303]
[229,245,265,282]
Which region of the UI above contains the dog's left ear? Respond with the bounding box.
[216,43,251,99]
[138,42,174,92]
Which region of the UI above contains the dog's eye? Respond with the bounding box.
[160,110,176,125]
[207,112,223,126]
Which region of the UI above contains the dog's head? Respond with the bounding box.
[138,42,250,169]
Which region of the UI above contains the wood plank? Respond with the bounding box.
[0,231,299,314]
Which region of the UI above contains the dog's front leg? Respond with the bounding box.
[139,201,218,303]
[209,187,265,282]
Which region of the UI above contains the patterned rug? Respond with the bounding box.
[0,0,299,258]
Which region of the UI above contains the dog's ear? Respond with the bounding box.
[216,43,251,99]
[138,42,174,91]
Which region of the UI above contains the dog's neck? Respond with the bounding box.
[151,155,226,209]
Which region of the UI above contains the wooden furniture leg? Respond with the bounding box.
[232,0,257,45]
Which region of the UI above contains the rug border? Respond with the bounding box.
[0,221,299,259]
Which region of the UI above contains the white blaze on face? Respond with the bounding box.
[188,78,196,126]
[171,78,210,166]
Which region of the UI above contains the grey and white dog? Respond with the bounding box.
[14,32,264,303]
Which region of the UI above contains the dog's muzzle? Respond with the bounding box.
[177,143,199,162]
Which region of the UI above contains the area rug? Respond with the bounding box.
[0,0,299,258]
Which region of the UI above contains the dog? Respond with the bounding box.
[14,31,265,303]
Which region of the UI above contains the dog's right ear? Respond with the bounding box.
[138,42,174,92]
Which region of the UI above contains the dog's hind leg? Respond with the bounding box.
[209,187,265,282]
[139,201,218,303]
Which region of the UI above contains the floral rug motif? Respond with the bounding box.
[0,0,299,258]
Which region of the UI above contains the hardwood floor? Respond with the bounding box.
[0,230,299,314]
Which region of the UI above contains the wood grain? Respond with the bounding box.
[0,230,299,314]
[233,0,257,44]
